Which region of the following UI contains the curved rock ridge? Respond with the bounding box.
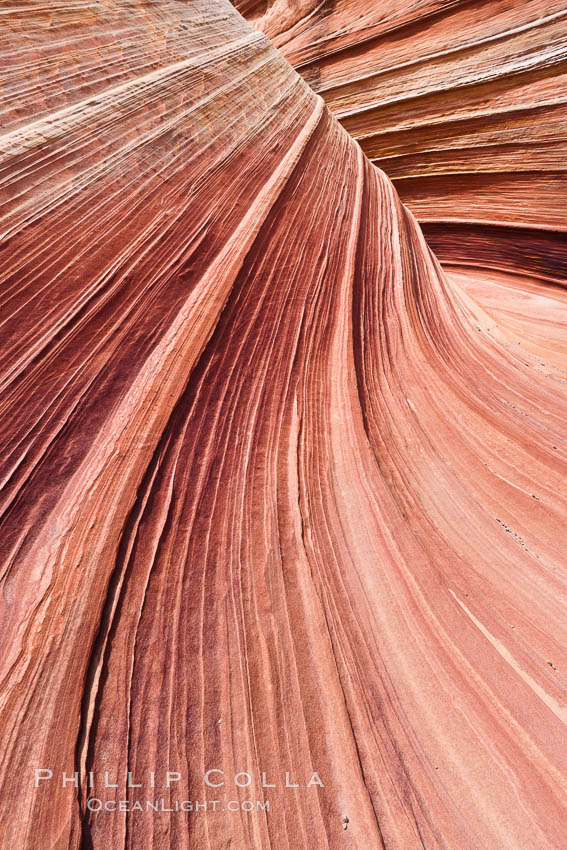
[233,0,567,283]
[0,1,566,849]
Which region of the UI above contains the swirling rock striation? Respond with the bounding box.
[0,1,566,849]
[234,0,567,284]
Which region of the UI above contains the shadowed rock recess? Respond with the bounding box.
[0,1,566,848]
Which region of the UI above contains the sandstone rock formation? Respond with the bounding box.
[234,0,567,283]
[0,1,566,848]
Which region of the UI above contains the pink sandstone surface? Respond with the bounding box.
[234,0,567,282]
[0,1,566,848]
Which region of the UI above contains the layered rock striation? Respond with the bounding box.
[0,1,566,848]
[234,0,567,284]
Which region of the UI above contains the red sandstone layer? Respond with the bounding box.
[0,1,566,848]
[234,0,567,282]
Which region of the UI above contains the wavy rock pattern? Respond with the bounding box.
[1,1,566,849]
[234,0,567,283]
